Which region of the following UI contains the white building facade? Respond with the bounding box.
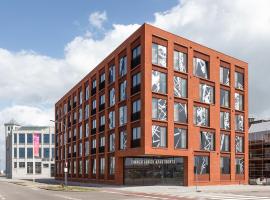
[5,120,55,179]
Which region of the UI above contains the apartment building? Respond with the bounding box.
[55,23,248,186]
[5,120,55,179]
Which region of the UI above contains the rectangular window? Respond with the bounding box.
[174,50,187,72]
[132,73,141,87]
[220,134,230,152]
[193,57,209,79]
[132,100,141,113]
[174,128,187,149]
[174,102,187,123]
[26,134,32,144]
[27,162,33,174]
[85,159,89,175]
[85,104,89,119]
[235,158,244,174]
[85,141,89,156]
[109,133,115,152]
[99,136,105,147]
[27,148,33,158]
[119,56,127,77]
[235,71,244,90]
[92,100,96,110]
[14,148,17,158]
[109,156,115,175]
[92,158,96,175]
[119,80,127,101]
[132,127,141,140]
[120,131,127,150]
[19,148,25,158]
[109,111,115,130]
[43,134,50,144]
[79,108,82,122]
[85,122,89,137]
[100,94,105,105]
[152,43,167,67]
[43,148,50,158]
[100,115,105,126]
[220,157,230,174]
[92,79,96,89]
[109,65,115,83]
[220,89,230,108]
[100,72,105,83]
[119,106,127,126]
[220,111,230,130]
[109,88,115,106]
[200,131,215,151]
[152,98,167,121]
[51,134,55,144]
[19,134,25,144]
[152,70,167,94]
[99,157,105,175]
[235,114,244,132]
[235,136,244,153]
[92,119,96,129]
[235,93,243,111]
[132,45,141,67]
[174,76,187,98]
[79,90,83,105]
[152,125,167,148]
[200,84,214,104]
[220,67,230,86]
[92,139,96,149]
[193,106,209,126]
[19,162,25,168]
[85,85,89,100]
[79,125,82,139]
[14,133,17,144]
[194,156,209,174]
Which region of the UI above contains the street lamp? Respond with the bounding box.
[50,119,68,187]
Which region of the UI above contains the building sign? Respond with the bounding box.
[131,158,176,166]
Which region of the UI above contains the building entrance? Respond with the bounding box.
[124,157,184,185]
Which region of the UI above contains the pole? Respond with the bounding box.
[33,141,35,183]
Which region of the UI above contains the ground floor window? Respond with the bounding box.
[27,162,33,174]
[124,157,184,185]
[194,156,209,175]
[220,157,230,174]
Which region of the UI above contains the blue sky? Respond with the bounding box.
[0,0,178,57]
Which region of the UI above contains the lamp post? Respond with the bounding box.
[50,119,68,187]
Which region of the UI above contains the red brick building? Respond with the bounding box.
[55,23,248,186]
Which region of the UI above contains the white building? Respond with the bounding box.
[4,120,55,179]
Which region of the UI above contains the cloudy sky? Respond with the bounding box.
[0,0,270,170]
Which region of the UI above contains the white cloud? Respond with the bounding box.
[88,11,107,29]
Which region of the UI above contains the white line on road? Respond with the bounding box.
[53,194,82,200]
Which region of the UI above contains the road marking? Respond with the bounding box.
[53,194,82,200]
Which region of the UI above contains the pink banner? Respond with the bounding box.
[33,133,40,157]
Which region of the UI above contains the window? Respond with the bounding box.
[220,67,230,86]
[92,119,96,129]
[92,79,96,89]
[193,57,209,79]
[100,94,105,105]
[109,88,115,106]
[193,106,209,126]
[119,80,127,101]
[85,159,89,175]
[174,50,187,72]
[19,148,25,158]
[27,148,33,158]
[235,93,243,111]
[85,123,89,137]
[27,134,33,144]
[27,162,33,174]
[92,139,96,149]
[85,141,89,156]
[79,143,83,156]
[52,148,55,158]
[174,128,187,149]
[109,65,115,83]
[99,157,105,175]
[220,134,230,152]
[79,108,82,122]
[132,127,141,140]
[152,98,167,121]
[100,72,105,83]
[194,156,209,174]
[79,125,82,139]
[99,136,105,147]
[109,156,115,175]
[85,85,89,100]
[235,136,244,153]
[14,148,17,158]
[152,125,167,148]
[132,45,141,67]
[43,148,50,158]
[19,162,25,168]
[174,76,187,98]
[109,133,115,152]
[220,89,230,108]
[100,115,105,126]
[200,84,214,104]
[235,71,244,90]
[19,134,25,144]
[235,114,244,132]
[43,134,50,144]
[235,158,244,174]
[220,111,230,130]
[132,73,141,87]
[79,90,83,105]
[14,133,17,144]
[132,99,141,113]
[85,104,89,119]
[92,158,96,175]
[79,160,82,175]
[119,56,127,77]
[119,106,127,126]
[120,131,127,150]
[174,102,187,123]
[152,43,167,67]
[200,131,215,151]
[92,100,96,110]
[51,134,55,144]
[220,157,230,174]
[73,160,76,175]
[152,70,167,94]
[109,111,115,130]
